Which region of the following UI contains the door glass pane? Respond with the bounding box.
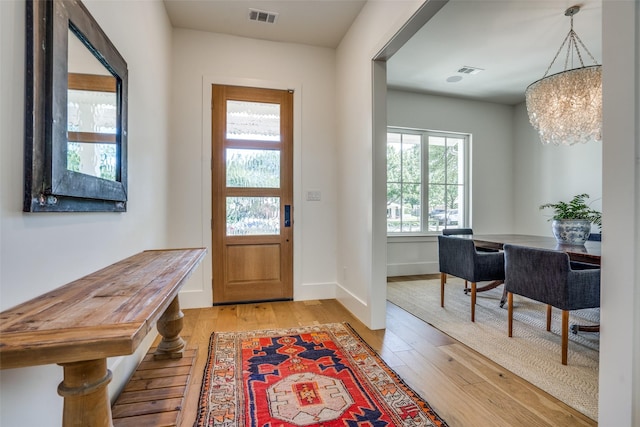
[226,100,280,141]
[226,148,280,188]
[226,197,280,235]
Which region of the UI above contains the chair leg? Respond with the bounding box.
[508,292,513,337]
[562,310,569,365]
[440,273,446,307]
[464,280,468,290]
[546,305,552,331]
[471,282,477,322]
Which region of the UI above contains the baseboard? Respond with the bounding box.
[294,282,337,301]
[386,261,439,277]
[179,282,338,308]
[334,283,369,325]
[179,288,212,309]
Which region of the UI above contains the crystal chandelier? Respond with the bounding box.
[525,5,602,146]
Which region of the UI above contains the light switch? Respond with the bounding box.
[306,190,321,201]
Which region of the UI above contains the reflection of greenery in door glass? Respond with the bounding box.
[227,197,280,236]
[67,142,116,181]
[226,149,280,188]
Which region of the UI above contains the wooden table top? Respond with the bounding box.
[453,234,601,265]
[0,248,206,369]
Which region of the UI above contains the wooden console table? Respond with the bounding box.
[0,248,206,427]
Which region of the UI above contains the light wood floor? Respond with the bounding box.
[177,285,597,427]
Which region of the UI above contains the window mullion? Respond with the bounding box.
[399,134,404,232]
[421,132,428,233]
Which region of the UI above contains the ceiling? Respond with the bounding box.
[163,0,603,106]
[163,0,367,49]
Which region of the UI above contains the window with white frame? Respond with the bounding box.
[387,128,469,234]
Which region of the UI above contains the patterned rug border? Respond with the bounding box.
[194,322,449,427]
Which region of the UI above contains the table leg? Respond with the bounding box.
[464,280,503,294]
[58,358,113,427]
[571,324,600,333]
[154,295,185,360]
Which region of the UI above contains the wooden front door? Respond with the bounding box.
[211,85,293,304]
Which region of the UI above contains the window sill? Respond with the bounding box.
[387,234,439,243]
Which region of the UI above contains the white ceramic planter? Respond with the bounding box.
[551,219,592,245]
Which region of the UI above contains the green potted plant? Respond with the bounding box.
[540,193,601,245]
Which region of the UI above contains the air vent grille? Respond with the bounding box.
[248,8,279,24]
[458,66,484,75]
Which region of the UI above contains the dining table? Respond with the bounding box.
[455,233,601,265]
[448,233,601,334]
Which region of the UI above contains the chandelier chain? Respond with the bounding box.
[542,13,598,79]
[525,5,602,146]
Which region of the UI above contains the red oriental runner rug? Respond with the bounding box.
[194,323,449,426]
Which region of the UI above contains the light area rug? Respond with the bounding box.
[387,278,599,421]
[194,322,449,426]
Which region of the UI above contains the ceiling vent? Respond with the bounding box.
[457,66,484,75]
[248,8,279,24]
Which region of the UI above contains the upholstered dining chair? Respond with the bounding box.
[441,228,499,291]
[574,231,601,334]
[588,233,601,241]
[438,235,505,322]
[442,228,473,290]
[442,228,499,253]
[442,228,474,236]
[503,244,600,365]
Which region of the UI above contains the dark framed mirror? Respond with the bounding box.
[24,0,128,212]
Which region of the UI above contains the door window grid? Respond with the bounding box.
[226,100,280,141]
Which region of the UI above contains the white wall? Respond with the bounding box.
[335,0,425,328]
[0,1,173,425]
[513,102,603,236]
[167,30,339,306]
[598,2,639,425]
[386,90,515,276]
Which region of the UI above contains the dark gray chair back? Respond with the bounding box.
[588,233,601,241]
[442,228,473,236]
[438,235,505,282]
[504,244,600,311]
